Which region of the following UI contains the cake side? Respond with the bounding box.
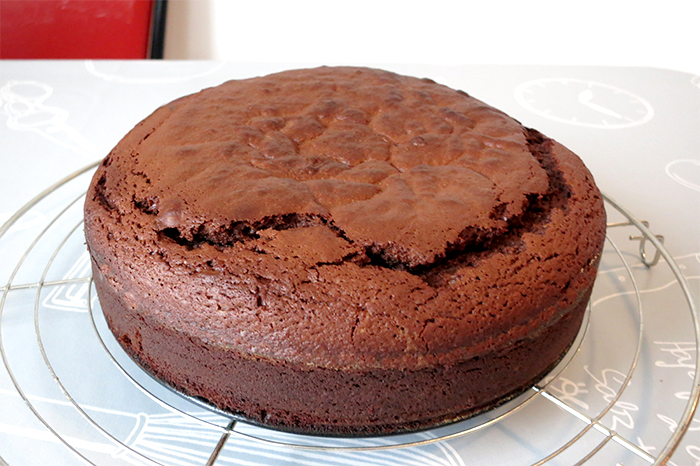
[84,66,606,435]
[93,263,590,435]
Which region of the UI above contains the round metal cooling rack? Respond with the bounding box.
[0,162,698,466]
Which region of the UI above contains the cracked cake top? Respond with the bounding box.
[87,66,605,371]
[99,67,549,269]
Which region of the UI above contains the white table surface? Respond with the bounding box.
[0,61,698,466]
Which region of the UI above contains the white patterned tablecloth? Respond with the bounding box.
[0,61,698,466]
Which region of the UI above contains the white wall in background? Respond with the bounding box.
[164,0,700,76]
[163,0,213,59]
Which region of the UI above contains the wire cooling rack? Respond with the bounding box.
[0,162,698,466]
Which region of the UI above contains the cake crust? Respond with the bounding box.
[85,67,606,435]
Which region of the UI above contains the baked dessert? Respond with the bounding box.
[84,66,606,436]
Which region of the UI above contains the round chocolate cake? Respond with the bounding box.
[84,66,606,436]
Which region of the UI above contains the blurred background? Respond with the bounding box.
[1,0,699,75]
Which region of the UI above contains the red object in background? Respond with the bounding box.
[0,0,155,58]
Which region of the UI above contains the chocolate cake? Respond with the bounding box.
[84,66,606,436]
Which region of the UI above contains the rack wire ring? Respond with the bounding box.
[0,164,697,466]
